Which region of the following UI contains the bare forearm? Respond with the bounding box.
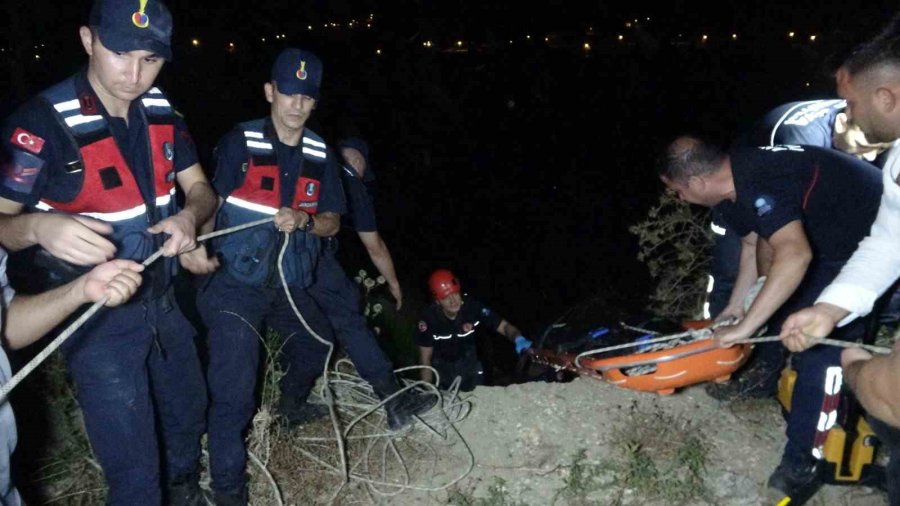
[725,237,759,312]
[309,212,340,237]
[497,320,522,342]
[359,232,400,289]
[5,280,88,348]
[845,355,900,427]
[742,248,810,333]
[198,197,224,236]
[0,212,38,251]
[181,181,217,228]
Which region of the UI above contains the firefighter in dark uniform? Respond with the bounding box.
[194,48,344,505]
[0,1,214,504]
[286,137,435,431]
[707,99,894,401]
[416,269,531,391]
[660,136,882,502]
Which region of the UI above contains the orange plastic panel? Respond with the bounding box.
[581,341,749,395]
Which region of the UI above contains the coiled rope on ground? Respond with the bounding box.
[271,230,475,502]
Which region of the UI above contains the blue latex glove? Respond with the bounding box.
[515,336,533,355]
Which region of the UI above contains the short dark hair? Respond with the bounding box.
[844,14,900,77]
[658,136,727,182]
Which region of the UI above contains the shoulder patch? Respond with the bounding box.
[754,195,775,217]
[1,149,44,193]
[481,307,492,316]
[418,321,428,332]
[10,128,45,155]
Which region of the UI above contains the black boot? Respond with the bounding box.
[166,468,203,506]
[766,455,824,505]
[375,381,438,431]
[278,396,329,429]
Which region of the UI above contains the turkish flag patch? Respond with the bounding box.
[11,128,45,155]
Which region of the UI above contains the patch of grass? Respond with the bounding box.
[552,449,616,506]
[610,402,712,503]
[448,477,527,506]
[552,402,713,506]
[28,355,107,505]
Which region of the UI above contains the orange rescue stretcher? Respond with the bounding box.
[524,320,750,395]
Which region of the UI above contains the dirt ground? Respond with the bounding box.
[273,376,890,505]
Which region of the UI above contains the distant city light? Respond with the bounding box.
[261,37,266,42]
[583,42,591,51]
[544,36,549,42]
[806,82,811,87]
[702,34,708,42]
[509,40,513,44]
[809,35,817,42]
[625,22,632,28]
[456,40,463,47]
[191,38,200,47]
[731,33,737,40]
[308,25,313,30]
[375,48,382,55]
[366,23,371,28]
[34,54,40,60]
[646,17,650,21]
[423,41,433,48]
[788,31,795,38]
[617,34,624,41]
[526,34,531,40]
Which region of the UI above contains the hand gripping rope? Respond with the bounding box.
[0,217,275,403]
[0,217,475,502]
[573,317,891,372]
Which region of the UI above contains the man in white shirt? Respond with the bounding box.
[780,21,900,506]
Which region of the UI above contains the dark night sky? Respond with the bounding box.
[1,1,899,336]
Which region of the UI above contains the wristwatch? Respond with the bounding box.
[303,214,315,233]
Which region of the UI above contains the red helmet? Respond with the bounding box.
[428,269,461,301]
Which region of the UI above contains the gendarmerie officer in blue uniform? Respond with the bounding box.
[286,137,434,430]
[194,48,344,505]
[0,1,215,504]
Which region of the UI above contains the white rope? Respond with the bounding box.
[572,320,892,374]
[735,335,892,355]
[0,217,274,402]
[573,318,737,368]
[273,232,475,499]
[292,360,474,498]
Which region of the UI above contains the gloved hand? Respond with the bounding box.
[515,336,533,355]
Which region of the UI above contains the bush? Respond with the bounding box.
[629,193,713,319]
